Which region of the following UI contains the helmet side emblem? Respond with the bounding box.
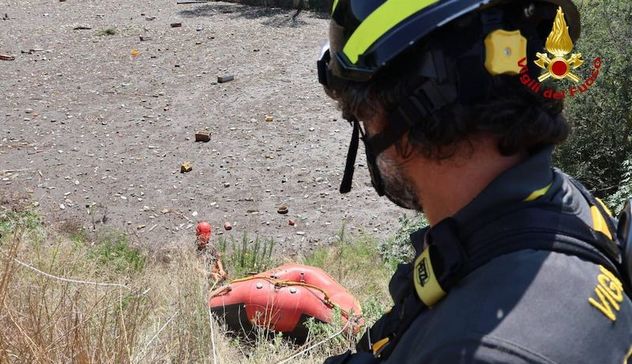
[534,7,584,82]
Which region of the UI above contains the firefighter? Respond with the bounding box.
[317,0,632,362]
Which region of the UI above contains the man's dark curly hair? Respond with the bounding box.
[330,9,569,160]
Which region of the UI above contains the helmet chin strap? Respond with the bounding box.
[339,119,363,194]
[338,118,395,196]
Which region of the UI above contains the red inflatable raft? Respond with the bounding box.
[208,263,362,342]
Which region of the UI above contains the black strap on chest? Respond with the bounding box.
[325,178,627,364]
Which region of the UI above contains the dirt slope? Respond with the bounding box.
[0,0,409,254]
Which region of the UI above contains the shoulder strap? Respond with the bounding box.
[357,205,626,362]
[459,206,621,279]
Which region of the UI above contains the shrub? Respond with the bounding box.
[554,0,632,199]
[378,214,428,269]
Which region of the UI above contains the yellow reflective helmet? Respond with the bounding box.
[318,0,580,87]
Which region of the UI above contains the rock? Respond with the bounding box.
[192,211,198,217]
[139,36,152,42]
[223,182,230,188]
[195,131,210,142]
[180,162,193,173]
[277,205,289,214]
[0,54,15,61]
[288,219,296,226]
[161,253,172,264]
[59,203,66,210]
[161,208,170,214]
[217,75,234,83]
[223,222,232,231]
[265,115,274,122]
[73,25,92,30]
[170,22,182,28]
[296,231,305,236]
[145,16,156,21]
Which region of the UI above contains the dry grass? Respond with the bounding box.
[0,210,394,363]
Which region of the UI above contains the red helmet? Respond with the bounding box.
[196,221,212,246]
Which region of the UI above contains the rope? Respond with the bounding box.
[134,310,179,364]
[208,281,220,364]
[274,320,351,364]
[12,258,131,290]
[209,275,356,319]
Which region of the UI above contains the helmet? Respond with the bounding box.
[319,0,580,86]
[317,0,581,196]
[196,221,212,248]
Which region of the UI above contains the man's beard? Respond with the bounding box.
[376,154,421,211]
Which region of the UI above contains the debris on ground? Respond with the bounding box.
[21,48,44,54]
[277,205,288,214]
[73,25,92,30]
[170,22,182,28]
[177,0,209,4]
[217,75,234,83]
[180,162,193,173]
[288,219,296,226]
[96,28,116,36]
[223,222,232,231]
[0,1,402,249]
[265,115,274,122]
[0,54,15,61]
[195,131,211,142]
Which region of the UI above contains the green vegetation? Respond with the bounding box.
[0,209,41,239]
[377,214,428,270]
[218,234,277,278]
[554,0,632,209]
[89,230,146,273]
